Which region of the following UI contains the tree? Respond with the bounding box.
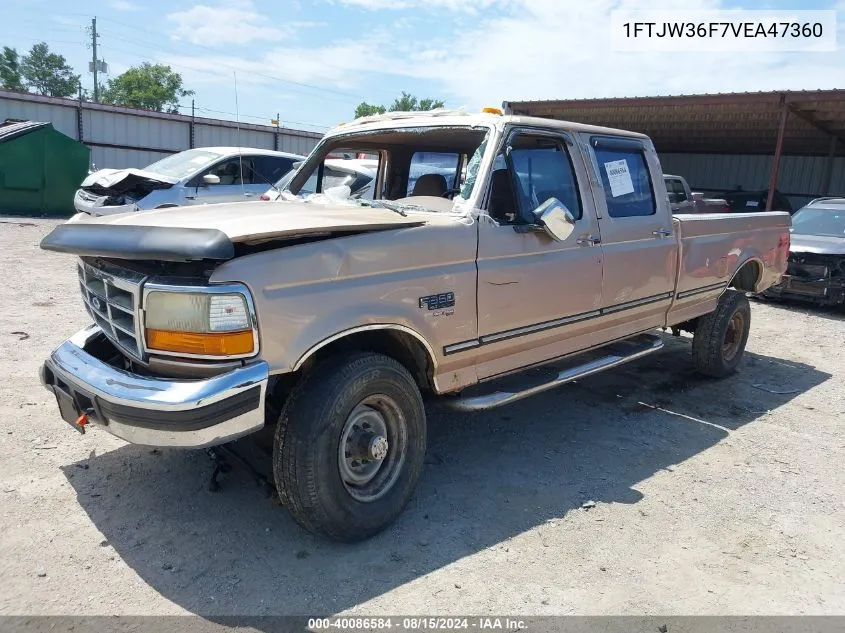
[354,102,387,119]
[102,63,193,113]
[20,42,79,97]
[353,91,444,118]
[0,47,24,91]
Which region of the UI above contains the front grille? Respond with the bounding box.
[77,260,146,359]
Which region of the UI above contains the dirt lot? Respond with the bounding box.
[1,217,844,616]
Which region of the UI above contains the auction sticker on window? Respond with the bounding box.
[604,159,634,197]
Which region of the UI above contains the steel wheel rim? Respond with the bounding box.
[722,311,745,362]
[338,395,407,503]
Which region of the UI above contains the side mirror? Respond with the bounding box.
[532,198,576,242]
[203,174,220,186]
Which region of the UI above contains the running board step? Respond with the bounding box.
[444,333,664,412]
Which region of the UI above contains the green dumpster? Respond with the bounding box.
[0,120,90,217]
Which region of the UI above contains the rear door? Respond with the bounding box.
[583,135,677,338]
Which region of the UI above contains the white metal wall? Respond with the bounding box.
[0,90,322,171]
[660,152,845,209]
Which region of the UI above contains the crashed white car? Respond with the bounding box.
[74,147,305,216]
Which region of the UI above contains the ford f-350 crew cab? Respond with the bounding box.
[39,109,790,542]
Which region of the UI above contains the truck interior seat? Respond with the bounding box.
[412,173,448,197]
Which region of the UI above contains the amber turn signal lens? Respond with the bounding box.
[146,329,254,356]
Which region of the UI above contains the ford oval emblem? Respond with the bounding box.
[91,296,102,310]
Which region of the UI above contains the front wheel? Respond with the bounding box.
[691,289,751,378]
[273,352,426,542]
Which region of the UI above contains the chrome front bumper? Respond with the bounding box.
[40,325,269,448]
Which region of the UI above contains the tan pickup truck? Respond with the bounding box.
[39,109,790,541]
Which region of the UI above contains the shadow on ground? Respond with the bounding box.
[61,335,829,617]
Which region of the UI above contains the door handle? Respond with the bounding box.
[577,235,601,246]
[244,193,254,197]
[652,228,673,238]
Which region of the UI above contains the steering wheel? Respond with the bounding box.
[441,188,461,199]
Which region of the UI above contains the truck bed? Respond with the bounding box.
[667,211,791,326]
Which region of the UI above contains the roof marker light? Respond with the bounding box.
[482,107,503,115]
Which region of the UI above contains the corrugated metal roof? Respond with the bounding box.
[0,120,49,144]
[504,90,845,156]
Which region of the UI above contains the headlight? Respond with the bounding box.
[144,289,255,357]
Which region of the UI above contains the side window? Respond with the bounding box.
[486,135,582,225]
[406,151,460,196]
[300,164,320,196]
[252,156,294,184]
[298,163,349,196]
[595,147,656,218]
[508,141,582,220]
[666,178,687,202]
[206,157,254,186]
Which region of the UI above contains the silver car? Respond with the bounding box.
[74,147,306,216]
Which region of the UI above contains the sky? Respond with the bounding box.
[2,0,844,134]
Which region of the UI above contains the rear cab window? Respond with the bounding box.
[406,152,460,196]
[594,143,656,218]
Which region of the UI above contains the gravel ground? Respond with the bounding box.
[1,217,844,617]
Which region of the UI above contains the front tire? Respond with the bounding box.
[692,289,751,378]
[273,352,426,542]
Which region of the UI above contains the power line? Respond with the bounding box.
[192,105,329,130]
[99,34,364,106]
[95,15,397,102]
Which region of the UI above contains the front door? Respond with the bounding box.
[474,128,604,380]
[188,156,266,205]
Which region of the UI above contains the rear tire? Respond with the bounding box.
[692,289,751,378]
[273,352,426,542]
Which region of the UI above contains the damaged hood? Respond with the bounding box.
[41,200,428,262]
[790,233,845,256]
[80,168,179,195]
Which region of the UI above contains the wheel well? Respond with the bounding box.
[729,260,761,292]
[297,329,434,392]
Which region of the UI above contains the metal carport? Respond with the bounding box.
[503,90,845,211]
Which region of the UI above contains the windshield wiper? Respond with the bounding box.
[364,200,409,216]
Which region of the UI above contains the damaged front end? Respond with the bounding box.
[74,169,179,216]
[765,251,845,306]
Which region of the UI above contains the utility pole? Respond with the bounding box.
[91,17,99,101]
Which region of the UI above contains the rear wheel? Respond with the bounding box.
[273,352,426,542]
[692,289,751,378]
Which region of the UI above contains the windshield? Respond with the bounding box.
[791,206,845,237]
[144,149,224,180]
[284,125,492,212]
